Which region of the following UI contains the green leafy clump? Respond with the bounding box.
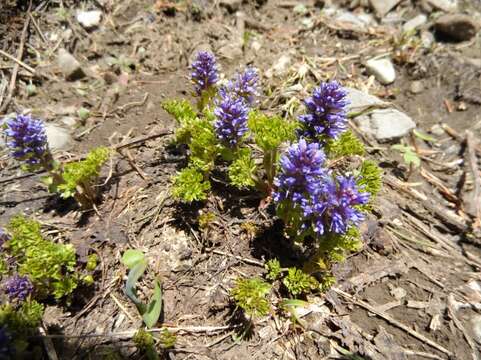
[186,118,219,171]
[133,329,158,360]
[306,227,363,274]
[172,166,211,202]
[0,301,44,354]
[357,160,382,198]
[265,259,282,281]
[231,278,271,318]
[325,130,365,158]
[5,215,78,300]
[158,328,176,349]
[248,111,297,151]
[282,268,318,296]
[56,146,110,207]
[162,99,197,124]
[198,211,216,229]
[229,148,257,189]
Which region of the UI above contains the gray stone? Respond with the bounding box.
[365,57,396,85]
[434,14,478,42]
[76,10,102,29]
[403,14,427,33]
[430,124,445,136]
[60,116,78,128]
[335,11,374,32]
[345,87,387,113]
[355,108,416,141]
[57,48,85,81]
[471,315,481,343]
[410,80,424,94]
[426,0,458,12]
[369,0,402,17]
[219,0,242,13]
[45,124,73,151]
[421,30,435,48]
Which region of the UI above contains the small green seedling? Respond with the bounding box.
[121,250,162,329]
[282,268,318,296]
[231,277,271,318]
[391,144,420,179]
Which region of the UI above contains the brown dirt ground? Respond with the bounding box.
[1,0,481,359]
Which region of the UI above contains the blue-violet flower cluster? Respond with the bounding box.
[273,139,326,204]
[226,66,260,105]
[299,81,349,140]
[190,51,219,95]
[4,114,48,166]
[304,175,370,235]
[4,275,33,301]
[214,92,249,148]
[274,139,369,235]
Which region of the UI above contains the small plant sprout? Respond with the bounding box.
[282,268,319,297]
[54,146,111,208]
[231,277,271,319]
[265,258,282,281]
[121,250,162,328]
[391,143,420,179]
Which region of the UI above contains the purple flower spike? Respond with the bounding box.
[4,275,33,302]
[299,81,349,140]
[230,66,260,104]
[214,92,249,148]
[273,139,326,205]
[190,51,219,95]
[4,114,48,166]
[309,175,369,235]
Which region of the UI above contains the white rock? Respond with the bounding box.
[403,14,427,33]
[76,10,102,29]
[426,0,458,12]
[266,54,292,78]
[60,116,78,128]
[365,57,396,85]
[355,108,416,141]
[45,124,73,151]
[346,87,387,113]
[369,0,402,17]
[471,315,481,343]
[57,48,85,81]
[335,11,373,31]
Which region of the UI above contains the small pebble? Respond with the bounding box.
[410,80,424,94]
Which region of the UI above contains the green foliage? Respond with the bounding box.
[265,259,282,281]
[325,130,365,158]
[121,250,162,329]
[198,211,216,229]
[162,99,196,124]
[133,329,158,360]
[187,118,218,170]
[231,278,271,318]
[319,274,337,292]
[57,146,110,206]
[173,166,211,202]
[314,227,363,270]
[0,258,8,275]
[86,253,98,271]
[229,148,257,189]
[6,215,78,300]
[0,300,44,337]
[158,328,176,349]
[282,268,318,296]
[357,160,382,198]
[248,111,297,151]
[391,144,420,168]
[162,99,197,143]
